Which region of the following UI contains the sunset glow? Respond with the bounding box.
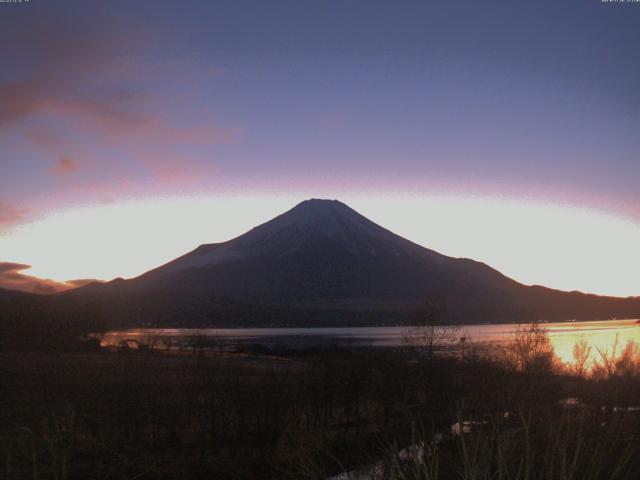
[1,0,639,298]
[1,193,638,297]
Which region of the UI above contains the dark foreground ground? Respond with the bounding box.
[1,345,639,480]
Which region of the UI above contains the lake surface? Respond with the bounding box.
[101,319,640,364]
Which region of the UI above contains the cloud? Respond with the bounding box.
[0,8,242,241]
[0,78,50,124]
[0,12,234,144]
[0,202,30,230]
[0,10,235,212]
[52,157,78,175]
[0,10,126,124]
[0,262,102,295]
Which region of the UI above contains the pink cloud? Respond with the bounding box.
[0,13,235,147]
[52,157,79,175]
[0,262,101,295]
[0,13,129,126]
[0,202,31,229]
[135,151,219,186]
[0,11,236,220]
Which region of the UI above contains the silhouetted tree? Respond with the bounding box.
[406,298,460,360]
[572,338,592,377]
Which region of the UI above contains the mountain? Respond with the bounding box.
[67,199,640,327]
[0,287,33,301]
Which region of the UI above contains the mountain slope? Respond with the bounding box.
[68,199,640,327]
[135,199,519,302]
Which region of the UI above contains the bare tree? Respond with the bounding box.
[500,323,556,373]
[405,298,461,360]
[592,335,640,379]
[592,334,621,379]
[572,338,592,377]
[615,340,640,377]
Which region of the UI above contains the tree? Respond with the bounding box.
[572,338,592,377]
[501,323,556,373]
[592,335,640,379]
[406,298,461,360]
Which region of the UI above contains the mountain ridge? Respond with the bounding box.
[139,199,450,281]
[57,198,640,327]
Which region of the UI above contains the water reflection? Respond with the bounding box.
[101,319,639,368]
[544,320,639,365]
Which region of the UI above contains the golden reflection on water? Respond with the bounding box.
[101,319,640,370]
[545,320,640,365]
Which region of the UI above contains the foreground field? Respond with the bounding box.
[1,346,639,479]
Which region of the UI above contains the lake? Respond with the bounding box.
[101,318,640,364]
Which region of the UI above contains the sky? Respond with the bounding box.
[0,0,639,296]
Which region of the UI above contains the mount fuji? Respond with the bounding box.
[68,199,640,327]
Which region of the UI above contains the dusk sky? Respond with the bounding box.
[1,0,639,296]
